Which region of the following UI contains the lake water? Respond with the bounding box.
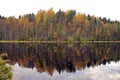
[0,43,120,80]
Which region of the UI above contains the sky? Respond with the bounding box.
[0,0,120,21]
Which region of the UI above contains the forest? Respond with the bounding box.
[0,8,120,41]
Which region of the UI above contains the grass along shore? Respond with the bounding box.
[0,40,120,43]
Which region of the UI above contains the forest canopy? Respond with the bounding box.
[0,8,120,41]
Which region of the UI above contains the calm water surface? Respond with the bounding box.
[0,43,120,80]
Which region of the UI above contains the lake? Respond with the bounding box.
[0,43,120,80]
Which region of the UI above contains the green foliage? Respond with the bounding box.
[65,10,76,23]
[0,53,12,80]
[67,36,74,43]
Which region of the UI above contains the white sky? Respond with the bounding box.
[0,0,120,20]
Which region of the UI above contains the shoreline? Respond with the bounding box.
[0,40,120,43]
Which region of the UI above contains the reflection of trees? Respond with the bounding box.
[0,43,120,76]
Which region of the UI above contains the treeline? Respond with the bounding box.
[0,8,120,41]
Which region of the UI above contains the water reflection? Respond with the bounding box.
[0,43,120,80]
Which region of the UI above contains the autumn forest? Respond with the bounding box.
[0,8,120,41]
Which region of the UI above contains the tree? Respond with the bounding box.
[18,16,30,40]
[65,10,76,25]
[0,53,12,80]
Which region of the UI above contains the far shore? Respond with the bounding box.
[0,40,120,43]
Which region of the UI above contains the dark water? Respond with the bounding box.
[0,43,120,80]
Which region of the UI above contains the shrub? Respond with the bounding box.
[0,53,12,80]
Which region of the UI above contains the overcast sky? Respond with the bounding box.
[0,0,120,20]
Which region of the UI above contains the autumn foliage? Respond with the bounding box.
[0,8,120,41]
